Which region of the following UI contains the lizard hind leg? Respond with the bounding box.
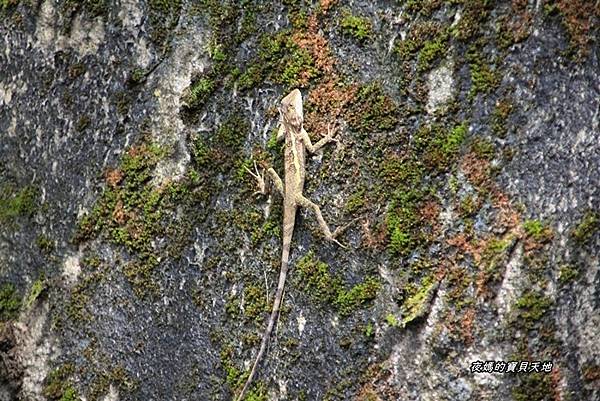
[295,194,346,248]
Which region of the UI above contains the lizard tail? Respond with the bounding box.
[234,242,291,401]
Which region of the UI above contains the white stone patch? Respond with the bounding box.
[494,243,523,319]
[276,379,288,401]
[0,82,13,105]
[118,0,151,69]
[296,311,306,335]
[8,115,17,137]
[426,59,455,114]
[421,284,447,341]
[69,14,105,57]
[151,23,211,184]
[34,0,56,51]
[34,0,105,56]
[18,301,59,401]
[118,0,143,29]
[101,385,120,401]
[63,252,82,284]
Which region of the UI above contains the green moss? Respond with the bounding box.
[459,195,478,217]
[523,220,553,242]
[220,344,246,390]
[385,313,398,327]
[296,251,340,302]
[73,140,196,282]
[0,0,19,10]
[395,38,419,61]
[238,29,318,90]
[347,82,399,134]
[43,364,80,401]
[0,185,38,223]
[400,275,436,326]
[87,365,135,401]
[451,0,492,41]
[364,322,374,338]
[122,258,160,297]
[26,277,45,309]
[344,187,367,213]
[340,9,372,41]
[36,234,56,255]
[128,68,146,85]
[388,225,413,256]
[512,372,553,401]
[417,31,449,72]
[491,98,513,137]
[385,188,424,256]
[182,77,215,108]
[148,0,182,47]
[515,290,553,329]
[485,237,512,256]
[334,277,380,317]
[470,60,499,98]
[243,382,268,401]
[0,283,21,321]
[466,44,500,99]
[192,137,211,167]
[571,211,599,243]
[296,251,380,316]
[378,155,423,188]
[67,271,106,322]
[470,138,495,160]
[558,264,578,284]
[242,284,268,322]
[280,47,316,88]
[414,122,468,172]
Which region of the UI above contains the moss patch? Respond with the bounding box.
[400,274,437,327]
[238,29,319,90]
[523,219,553,243]
[340,9,372,41]
[571,211,598,244]
[511,372,553,401]
[43,364,81,401]
[73,137,206,297]
[296,251,380,317]
[0,283,21,321]
[514,290,553,330]
[0,184,37,223]
[346,82,399,135]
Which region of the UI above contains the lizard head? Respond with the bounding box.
[279,89,303,130]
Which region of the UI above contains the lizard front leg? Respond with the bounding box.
[300,123,338,154]
[245,161,284,197]
[295,194,347,248]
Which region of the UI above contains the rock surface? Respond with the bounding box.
[0,1,598,401]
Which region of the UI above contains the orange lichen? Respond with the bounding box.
[292,14,336,75]
[112,199,128,225]
[105,168,124,188]
[305,79,357,135]
[461,307,476,345]
[555,0,597,58]
[319,0,337,13]
[460,152,492,187]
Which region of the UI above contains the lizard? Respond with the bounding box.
[235,88,345,401]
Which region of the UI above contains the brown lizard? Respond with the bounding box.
[235,89,344,401]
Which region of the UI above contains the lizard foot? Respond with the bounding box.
[329,217,361,248]
[244,160,267,196]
